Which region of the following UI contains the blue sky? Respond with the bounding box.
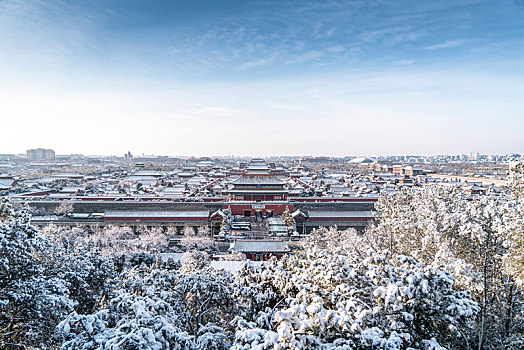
[0,0,523,156]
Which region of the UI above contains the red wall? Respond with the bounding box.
[245,252,287,261]
[225,203,295,216]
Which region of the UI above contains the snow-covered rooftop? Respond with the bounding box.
[229,240,290,253]
[104,211,209,218]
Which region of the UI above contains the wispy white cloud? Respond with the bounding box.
[361,26,412,43]
[327,46,345,54]
[286,50,325,64]
[239,52,279,70]
[314,27,336,39]
[393,60,414,66]
[391,30,426,44]
[422,39,467,50]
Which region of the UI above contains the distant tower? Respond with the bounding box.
[124,151,133,160]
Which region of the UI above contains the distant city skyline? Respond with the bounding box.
[1,149,520,159]
[1,0,523,156]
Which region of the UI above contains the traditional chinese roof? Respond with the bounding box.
[229,240,290,253]
[229,189,289,194]
[104,211,209,218]
[231,174,287,186]
[307,211,375,218]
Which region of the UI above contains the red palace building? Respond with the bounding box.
[227,159,290,217]
[229,159,288,202]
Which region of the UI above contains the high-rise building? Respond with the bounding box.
[27,148,55,160]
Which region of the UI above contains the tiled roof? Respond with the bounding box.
[230,240,290,253]
[104,211,209,218]
[232,175,286,185]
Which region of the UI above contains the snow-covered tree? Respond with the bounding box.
[180,225,213,251]
[58,264,236,349]
[58,290,196,349]
[166,225,179,235]
[282,207,295,235]
[367,186,468,267]
[232,238,479,349]
[0,200,75,348]
[182,225,196,237]
[90,224,136,255]
[49,224,169,257]
[367,185,524,348]
[181,250,210,274]
[218,207,233,238]
[134,226,168,252]
[220,251,247,261]
[300,226,367,259]
[55,199,74,216]
[505,160,524,288]
[197,225,211,237]
[40,230,118,315]
[508,160,524,202]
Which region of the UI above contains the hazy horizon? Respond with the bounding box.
[3,150,521,159]
[1,0,523,156]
